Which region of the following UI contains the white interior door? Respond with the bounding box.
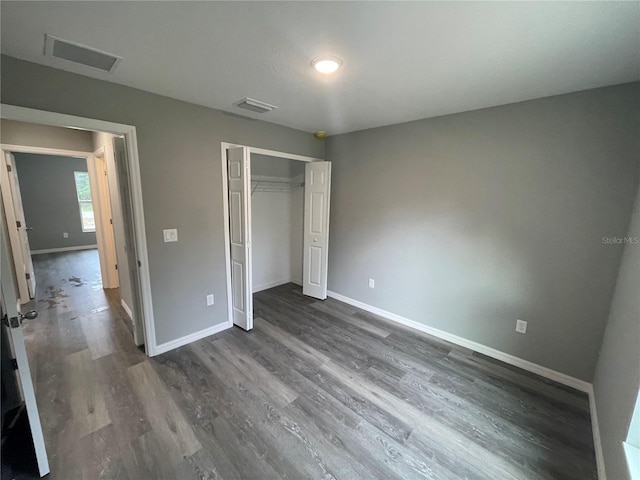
[303,161,331,300]
[0,152,35,302]
[112,137,145,346]
[0,194,49,477]
[227,146,253,330]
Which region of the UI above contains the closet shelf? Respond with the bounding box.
[251,175,304,194]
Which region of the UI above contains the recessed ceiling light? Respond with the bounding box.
[312,56,343,74]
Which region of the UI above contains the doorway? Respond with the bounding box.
[221,143,331,331]
[0,104,156,478]
[1,135,142,345]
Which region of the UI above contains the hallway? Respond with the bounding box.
[22,249,146,479]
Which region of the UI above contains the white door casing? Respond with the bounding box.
[0,194,49,477]
[303,161,331,300]
[1,152,35,302]
[227,146,253,330]
[88,150,119,289]
[112,137,145,346]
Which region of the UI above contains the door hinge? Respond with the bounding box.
[138,260,141,267]
[110,218,113,225]
[2,315,20,328]
[16,220,21,228]
[6,164,12,173]
[11,359,18,370]
[25,273,31,280]
[115,264,118,270]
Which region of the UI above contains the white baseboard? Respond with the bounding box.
[154,321,232,355]
[253,279,293,293]
[120,300,133,320]
[31,244,98,255]
[587,385,608,480]
[326,290,606,478]
[326,290,591,393]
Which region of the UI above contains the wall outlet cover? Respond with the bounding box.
[516,319,528,334]
[368,278,375,288]
[163,229,178,243]
[206,294,214,306]
[63,232,69,238]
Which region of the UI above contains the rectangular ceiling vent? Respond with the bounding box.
[233,97,278,114]
[44,34,122,73]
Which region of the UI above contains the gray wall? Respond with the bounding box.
[13,153,97,251]
[593,185,640,480]
[251,156,304,291]
[1,119,94,151]
[0,55,323,346]
[326,82,640,381]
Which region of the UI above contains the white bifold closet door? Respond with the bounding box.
[302,161,331,300]
[227,147,253,330]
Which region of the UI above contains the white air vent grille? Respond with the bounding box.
[233,97,278,114]
[44,34,122,73]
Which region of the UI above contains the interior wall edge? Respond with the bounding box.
[587,384,608,480]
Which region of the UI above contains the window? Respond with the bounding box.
[73,171,95,232]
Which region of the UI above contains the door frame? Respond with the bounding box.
[0,104,157,355]
[220,142,323,327]
[90,146,119,289]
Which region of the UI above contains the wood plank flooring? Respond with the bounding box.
[20,250,597,479]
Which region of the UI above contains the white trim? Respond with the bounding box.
[1,104,156,355]
[221,141,323,330]
[0,144,90,158]
[220,143,235,331]
[326,290,591,393]
[248,146,323,163]
[253,279,293,293]
[31,244,98,255]
[121,299,133,320]
[326,290,608,477]
[587,384,608,480]
[154,321,232,355]
[90,148,119,289]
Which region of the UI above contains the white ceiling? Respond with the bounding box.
[2,2,639,135]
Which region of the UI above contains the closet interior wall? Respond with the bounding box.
[250,154,304,292]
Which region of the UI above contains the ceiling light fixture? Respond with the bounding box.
[312,56,342,74]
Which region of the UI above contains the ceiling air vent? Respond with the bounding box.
[233,97,278,114]
[44,34,122,73]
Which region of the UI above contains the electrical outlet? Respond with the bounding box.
[163,229,178,243]
[368,278,375,289]
[516,319,527,334]
[206,294,214,306]
[63,232,69,238]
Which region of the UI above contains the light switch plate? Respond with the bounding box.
[516,319,528,334]
[163,229,178,243]
[206,294,214,306]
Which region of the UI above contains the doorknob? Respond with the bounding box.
[19,310,38,322]
[1,311,36,328]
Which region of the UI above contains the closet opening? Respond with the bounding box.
[221,143,331,331]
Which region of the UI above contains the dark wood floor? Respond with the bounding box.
[21,250,597,479]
